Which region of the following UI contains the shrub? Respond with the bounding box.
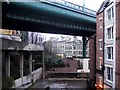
[2,76,14,89]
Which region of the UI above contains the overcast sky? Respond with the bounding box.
[42,0,104,41]
[65,0,104,11]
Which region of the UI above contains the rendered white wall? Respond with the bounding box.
[77,58,90,73]
[13,68,42,88]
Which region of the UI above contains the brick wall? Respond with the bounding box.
[115,0,120,88]
[96,13,104,70]
[89,35,96,83]
[96,12,104,86]
[55,59,78,73]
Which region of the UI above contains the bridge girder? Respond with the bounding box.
[2,1,96,37]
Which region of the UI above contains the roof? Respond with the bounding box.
[23,44,44,51]
[97,0,110,14]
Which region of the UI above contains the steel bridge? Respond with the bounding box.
[2,0,96,37]
[2,0,96,57]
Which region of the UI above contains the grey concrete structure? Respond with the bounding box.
[2,38,45,88]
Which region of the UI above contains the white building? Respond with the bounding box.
[51,36,89,58]
[104,1,116,88]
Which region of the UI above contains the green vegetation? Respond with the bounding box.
[2,76,14,89]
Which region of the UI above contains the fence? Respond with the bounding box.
[12,68,42,88]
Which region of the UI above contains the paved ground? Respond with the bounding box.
[29,78,87,90]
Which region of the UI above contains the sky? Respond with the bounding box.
[42,0,104,41]
[65,0,104,11]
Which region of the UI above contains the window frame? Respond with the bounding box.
[107,26,113,40]
[107,6,114,21]
[106,66,113,83]
[106,46,113,61]
[99,57,102,69]
[99,39,102,50]
[99,17,103,29]
[77,60,83,69]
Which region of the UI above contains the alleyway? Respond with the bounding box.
[29,79,87,90]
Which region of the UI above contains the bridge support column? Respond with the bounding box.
[82,36,86,58]
[29,52,32,80]
[5,52,10,77]
[42,51,45,79]
[19,52,24,86]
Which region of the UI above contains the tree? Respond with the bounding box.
[28,32,46,45]
[20,31,28,43]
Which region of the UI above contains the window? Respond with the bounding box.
[73,51,76,55]
[100,20,102,28]
[107,6,114,21]
[99,76,103,86]
[99,39,102,50]
[99,17,102,29]
[73,46,76,50]
[107,47,113,60]
[107,27,113,40]
[106,67,113,82]
[112,7,114,18]
[99,57,102,68]
[77,60,83,69]
[107,8,111,20]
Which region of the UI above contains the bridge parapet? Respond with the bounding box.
[39,0,96,16]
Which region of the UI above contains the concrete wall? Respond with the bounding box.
[1,38,26,50]
[12,68,42,88]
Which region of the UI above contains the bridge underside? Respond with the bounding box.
[2,2,96,37]
[3,17,95,37]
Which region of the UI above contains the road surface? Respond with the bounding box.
[29,78,87,90]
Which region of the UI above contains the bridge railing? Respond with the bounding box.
[38,0,96,16]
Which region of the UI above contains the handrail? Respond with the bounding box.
[38,0,96,16]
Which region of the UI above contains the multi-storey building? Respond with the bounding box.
[95,1,105,88]
[115,0,120,88]
[96,0,120,89]
[104,1,115,88]
[50,36,89,58]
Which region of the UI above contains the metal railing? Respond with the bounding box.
[38,0,96,16]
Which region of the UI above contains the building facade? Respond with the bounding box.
[104,1,115,88]
[44,36,90,73]
[96,7,104,88]
[115,0,120,88]
[96,0,120,88]
[49,36,89,58]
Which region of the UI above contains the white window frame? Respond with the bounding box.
[99,39,102,50]
[107,6,114,21]
[107,26,113,40]
[106,66,113,83]
[106,46,113,61]
[99,57,102,69]
[99,17,103,29]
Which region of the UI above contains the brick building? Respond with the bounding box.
[95,1,105,88]
[89,35,96,87]
[95,0,120,89]
[115,0,120,88]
